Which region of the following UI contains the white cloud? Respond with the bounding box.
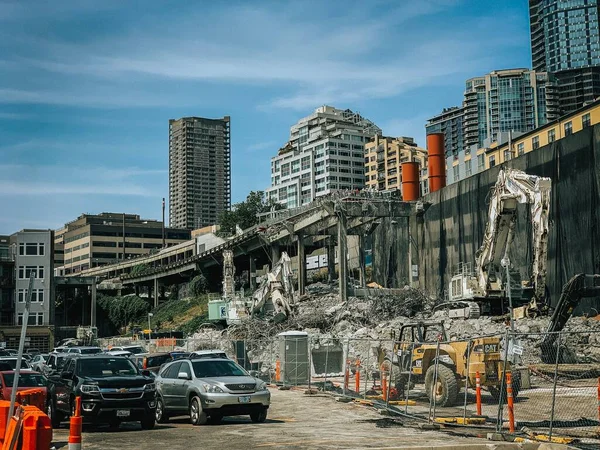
[247,140,278,152]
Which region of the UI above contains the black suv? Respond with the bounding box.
[46,355,156,430]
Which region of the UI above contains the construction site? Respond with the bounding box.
[79,127,600,448]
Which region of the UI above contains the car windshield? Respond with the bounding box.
[192,360,247,378]
[79,358,139,378]
[125,347,145,355]
[3,373,46,387]
[79,348,102,355]
[0,359,29,369]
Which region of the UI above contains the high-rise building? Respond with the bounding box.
[463,69,560,149]
[364,136,428,195]
[56,213,190,274]
[266,106,381,208]
[425,106,465,157]
[530,0,600,113]
[169,116,231,229]
[0,235,14,326]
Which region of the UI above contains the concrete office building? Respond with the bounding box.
[57,213,190,275]
[425,106,465,157]
[364,136,428,195]
[463,69,560,149]
[266,106,382,208]
[530,0,600,113]
[169,116,231,229]
[12,230,53,328]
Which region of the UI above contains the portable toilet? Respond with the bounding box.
[277,331,309,385]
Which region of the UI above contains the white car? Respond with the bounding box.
[105,350,133,357]
[109,345,147,355]
[65,346,103,355]
[190,350,229,359]
[30,353,49,371]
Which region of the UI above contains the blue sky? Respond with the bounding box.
[0,0,531,233]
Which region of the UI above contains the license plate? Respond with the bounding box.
[238,396,251,403]
[116,410,130,417]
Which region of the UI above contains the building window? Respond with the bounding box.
[548,129,556,143]
[517,143,524,155]
[532,136,540,150]
[453,165,459,181]
[564,121,573,136]
[18,266,44,279]
[18,243,45,256]
[504,150,511,161]
[477,154,485,171]
[489,155,496,167]
[17,312,44,326]
[582,113,591,128]
[465,161,472,177]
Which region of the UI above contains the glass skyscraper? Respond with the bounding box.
[530,0,600,113]
[463,69,560,149]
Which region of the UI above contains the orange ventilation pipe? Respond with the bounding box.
[401,162,420,201]
[427,133,446,193]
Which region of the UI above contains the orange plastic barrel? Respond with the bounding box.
[401,162,420,201]
[427,133,446,193]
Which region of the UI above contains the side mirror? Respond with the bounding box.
[61,371,74,380]
[178,372,191,380]
[141,369,151,377]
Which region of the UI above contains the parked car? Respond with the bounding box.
[30,353,50,371]
[66,347,103,355]
[0,357,31,370]
[43,353,69,376]
[189,350,228,359]
[46,355,156,429]
[109,345,147,355]
[155,357,270,425]
[170,352,190,360]
[105,350,132,357]
[131,353,174,374]
[0,370,48,403]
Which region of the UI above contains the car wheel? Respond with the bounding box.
[47,400,63,429]
[140,415,156,430]
[189,396,207,426]
[155,396,169,423]
[250,408,268,423]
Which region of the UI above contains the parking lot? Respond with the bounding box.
[51,388,490,450]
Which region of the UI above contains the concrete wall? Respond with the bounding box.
[372,124,600,311]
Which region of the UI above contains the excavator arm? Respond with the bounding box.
[475,169,551,306]
[540,273,600,363]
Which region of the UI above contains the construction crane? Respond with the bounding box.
[444,168,552,318]
[540,273,600,363]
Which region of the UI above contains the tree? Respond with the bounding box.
[189,273,208,297]
[97,294,150,331]
[218,191,285,235]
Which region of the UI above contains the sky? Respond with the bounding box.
[0,0,532,234]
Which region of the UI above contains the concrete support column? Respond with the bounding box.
[358,235,366,288]
[90,282,97,328]
[337,214,348,301]
[327,240,336,283]
[134,285,140,296]
[297,236,306,296]
[271,245,281,269]
[249,257,256,290]
[153,278,159,308]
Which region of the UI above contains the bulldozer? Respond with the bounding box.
[381,321,519,407]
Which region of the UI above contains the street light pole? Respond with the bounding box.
[147,312,153,350]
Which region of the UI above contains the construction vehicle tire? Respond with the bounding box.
[424,365,458,407]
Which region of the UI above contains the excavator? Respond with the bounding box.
[443,168,552,318]
[540,273,600,363]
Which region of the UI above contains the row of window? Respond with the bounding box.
[17,266,45,279]
[17,312,44,326]
[17,289,44,303]
[18,243,45,256]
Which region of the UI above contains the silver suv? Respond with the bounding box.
[155,357,270,425]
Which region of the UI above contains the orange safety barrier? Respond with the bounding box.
[475,371,482,416]
[355,360,361,393]
[275,360,281,383]
[382,371,388,401]
[20,405,52,450]
[506,372,515,433]
[156,338,177,347]
[0,400,10,444]
[1,406,23,450]
[68,397,82,450]
[15,388,46,412]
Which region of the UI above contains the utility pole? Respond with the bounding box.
[122,213,126,260]
[7,272,34,432]
[162,198,166,248]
